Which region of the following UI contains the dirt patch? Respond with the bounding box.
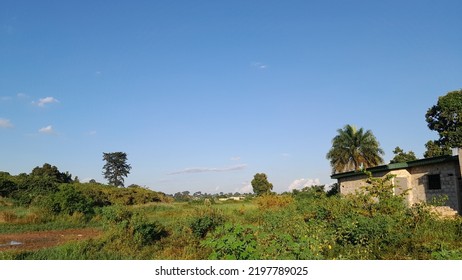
[0,228,102,251]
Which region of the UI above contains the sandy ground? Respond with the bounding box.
[0,228,102,251]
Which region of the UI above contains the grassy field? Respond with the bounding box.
[2,187,462,260]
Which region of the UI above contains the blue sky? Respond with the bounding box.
[1,0,461,194]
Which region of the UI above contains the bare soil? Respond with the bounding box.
[0,228,102,251]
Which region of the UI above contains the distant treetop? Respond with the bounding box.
[390,147,417,163]
[102,152,132,187]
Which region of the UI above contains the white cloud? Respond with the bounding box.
[281,153,291,158]
[230,156,241,161]
[34,97,59,107]
[0,118,13,128]
[38,125,55,134]
[251,62,268,69]
[1,96,12,101]
[288,178,321,191]
[169,164,247,175]
[238,181,253,194]
[17,93,29,99]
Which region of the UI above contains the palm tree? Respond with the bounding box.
[327,125,384,173]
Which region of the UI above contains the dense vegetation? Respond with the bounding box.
[1,166,461,260]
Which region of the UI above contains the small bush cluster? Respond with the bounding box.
[254,194,294,209]
[101,206,168,248]
[40,184,95,217]
[73,183,171,207]
[189,208,225,238]
[204,223,259,260]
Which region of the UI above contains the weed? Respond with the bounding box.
[190,207,225,238]
[255,194,294,209]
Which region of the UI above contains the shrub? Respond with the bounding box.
[12,176,59,206]
[190,208,225,238]
[0,210,18,223]
[204,223,259,260]
[40,185,95,217]
[258,207,328,259]
[101,206,133,228]
[255,194,294,209]
[432,249,462,260]
[0,175,16,197]
[132,218,168,246]
[101,206,168,248]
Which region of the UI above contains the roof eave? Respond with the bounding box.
[330,155,457,180]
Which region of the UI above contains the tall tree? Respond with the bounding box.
[390,146,417,163]
[326,124,384,173]
[426,89,462,148]
[102,152,131,187]
[251,173,273,195]
[423,140,452,158]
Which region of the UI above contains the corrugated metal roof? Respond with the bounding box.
[331,155,458,180]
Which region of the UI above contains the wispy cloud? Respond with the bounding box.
[251,62,268,70]
[34,97,59,107]
[17,93,29,99]
[238,181,253,193]
[230,156,241,161]
[0,118,13,128]
[288,178,321,191]
[38,125,55,134]
[0,96,12,101]
[169,164,247,175]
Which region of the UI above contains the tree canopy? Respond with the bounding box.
[426,89,462,149]
[31,163,73,183]
[102,152,132,187]
[390,146,417,163]
[423,140,451,158]
[326,124,384,173]
[251,173,273,195]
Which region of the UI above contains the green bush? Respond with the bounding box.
[204,223,259,260]
[0,173,16,197]
[38,184,94,218]
[432,249,462,260]
[101,206,133,228]
[132,219,168,246]
[258,208,327,259]
[101,206,168,248]
[190,208,225,238]
[74,182,167,206]
[11,176,59,206]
